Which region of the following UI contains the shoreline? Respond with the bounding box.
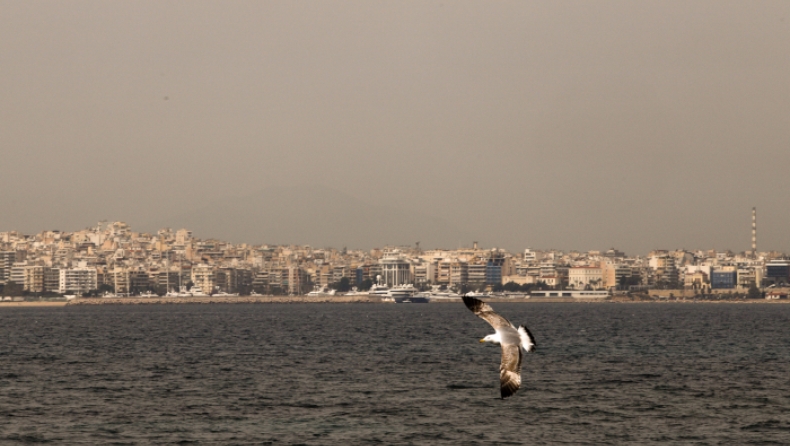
[0,296,786,306]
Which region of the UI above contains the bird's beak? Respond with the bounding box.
[479,339,486,343]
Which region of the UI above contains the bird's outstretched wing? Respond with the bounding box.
[500,343,522,399]
[462,295,513,330]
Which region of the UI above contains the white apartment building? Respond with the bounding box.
[379,255,412,286]
[412,262,435,285]
[10,263,27,286]
[524,249,537,263]
[59,268,98,294]
[191,264,216,294]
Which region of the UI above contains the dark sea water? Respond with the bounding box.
[1,303,789,445]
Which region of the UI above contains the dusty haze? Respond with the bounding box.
[1,1,788,254]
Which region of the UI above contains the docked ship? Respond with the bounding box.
[165,285,208,297]
[367,283,391,296]
[307,286,336,297]
[343,287,367,296]
[387,284,429,303]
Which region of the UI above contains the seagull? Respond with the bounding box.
[462,295,536,399]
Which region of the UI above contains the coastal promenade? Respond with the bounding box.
[66,295,381,305]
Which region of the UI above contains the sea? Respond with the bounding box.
[0,302,789,445]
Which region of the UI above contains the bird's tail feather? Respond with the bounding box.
[518,325,536,352]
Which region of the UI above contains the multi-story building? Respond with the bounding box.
[412,262,435,286]
[436,261,451,285]
[192,264,216,294]
[9,263,27,286]
[0,251,17,283]
[485,253,506,285]
[467,263,487,288]
[765,261,790,285]
[22,266,46,293]
[215,268,253,293]
[684,271,709,291]
[737,267,760,289]
[109,269,150,294]
[649,255,679,288]
[151,270,181,294]
[449,261,468,286]
[251,271,269,293]
[379,255,412,286]
[175,229,192,245]
[285,266,309,294]
[44,268,60,292]
[568,266,604,289]
[711,266,737,289]
[59,268,98,294]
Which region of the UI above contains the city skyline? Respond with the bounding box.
[0,212,782,257]
[0,219,785,298]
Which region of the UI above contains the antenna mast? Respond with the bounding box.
[752,207,757,257]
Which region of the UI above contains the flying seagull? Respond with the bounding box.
[462,295,536,399]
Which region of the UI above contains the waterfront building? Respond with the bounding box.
[251,271,269,293]
[215,268,252,293]
[485,253,506,285]
[192,264,216,294]
[313,264,330,287]
[436,261,451,285]
[9,263,27,287]
[501,274,533,286]
[379,254,412,286]
[0,251,17,283]
[412,262,435,286]
[332,265,348,284]
[711,267,737,289]
[286,266,309,294]
[467,263,487,287]
[737,267,760,289]
[151,270,180,294]
[765,261,790,285]
[59,268,98,294]
[568,266,604,290]
[44,267,60,292]
[110,269,150,295]
[21,265,46,293]
[684,270,709,291]
[649,254,679,288]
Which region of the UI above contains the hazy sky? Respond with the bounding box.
[1,1,788,254]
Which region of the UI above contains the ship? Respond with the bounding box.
[307,286,336,297]
[387,284,429,303]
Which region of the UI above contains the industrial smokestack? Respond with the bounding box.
[752,207,757,257]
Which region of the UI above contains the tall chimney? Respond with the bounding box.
[752,207,757,256]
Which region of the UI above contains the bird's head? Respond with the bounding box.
[480,334,499,344]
